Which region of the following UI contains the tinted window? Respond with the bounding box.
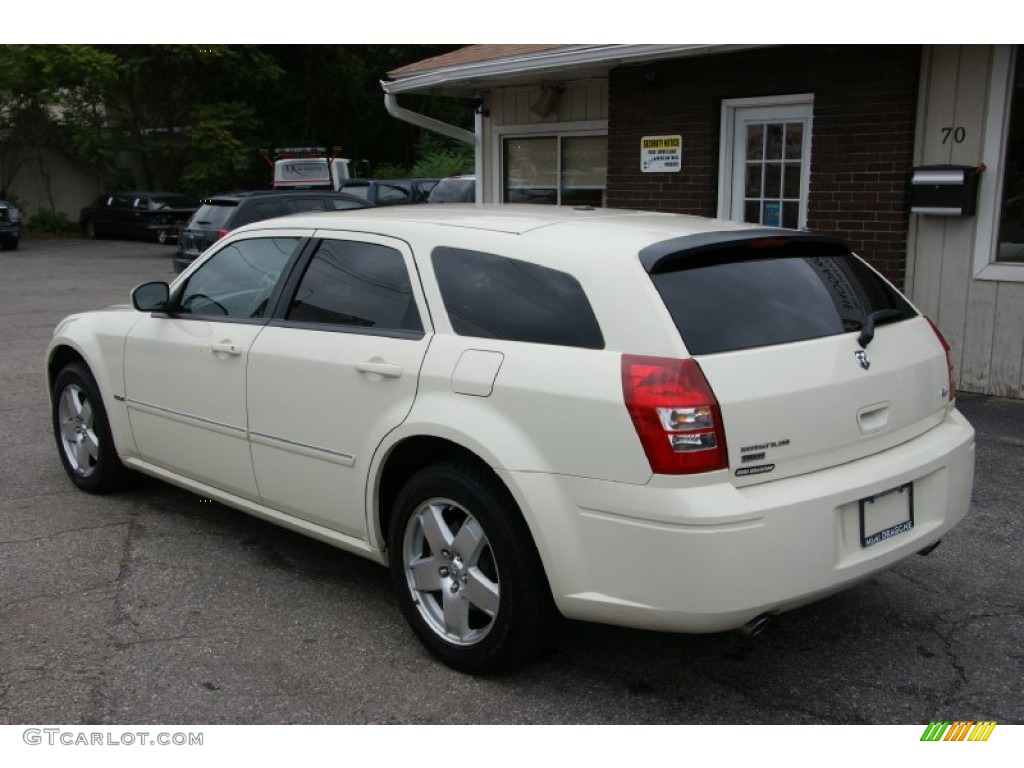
[177,237,299,319]
[286,197,327,214]
[376,182,410,205]
[651,253,916,355]
[151,194,193,209]
[328,197,368,210]
[287,240,422,333]
[429,178,475,203]
[431,247,604,349]
[190,202,237,230]
[339,184,371,201]
[233,200,283,227]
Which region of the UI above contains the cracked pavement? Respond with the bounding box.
[1,238,1021,725]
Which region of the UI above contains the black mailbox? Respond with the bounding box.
[910,165,981,217]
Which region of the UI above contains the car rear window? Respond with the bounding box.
[190,201,238,229]
[432,247,604,349]
[650,250,916,355]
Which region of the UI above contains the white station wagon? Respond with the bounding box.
[47,205,975,672]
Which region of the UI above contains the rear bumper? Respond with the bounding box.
[506,407,975,633]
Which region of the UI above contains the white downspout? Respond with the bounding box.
[382,90,481,203]
[473,100,483,203]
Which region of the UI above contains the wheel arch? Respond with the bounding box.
[374,435,501,554]
[47,343,88,396]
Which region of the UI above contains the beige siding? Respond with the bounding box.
[907,45,1024,397]
[481,80,608,202]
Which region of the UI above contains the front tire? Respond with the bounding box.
[388,461,555,673]
[52,363,125,493]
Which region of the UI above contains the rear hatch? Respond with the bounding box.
[181,200,238,257]
[643,231,954,487]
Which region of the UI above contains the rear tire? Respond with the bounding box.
[0,236,17,251]
[83,219,97,239]
[52,363,125,493]
[388,461,555,673]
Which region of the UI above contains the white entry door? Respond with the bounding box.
[719,96,813,230]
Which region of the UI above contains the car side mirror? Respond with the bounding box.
[132,281,170,312]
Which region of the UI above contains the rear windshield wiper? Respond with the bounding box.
[858,309,903,348]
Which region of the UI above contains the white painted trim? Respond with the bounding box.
[383,45,767,95]
[973,45,1024,283]
[718,94,815,226]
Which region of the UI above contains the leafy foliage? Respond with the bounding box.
[25,208,78,234]
[0,44,471,202]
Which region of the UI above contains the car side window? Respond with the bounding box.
[431,247,604,349]
[286,198,327,214]
[377,183,411,205]
[176,237,300,319]
[233,200,282,227]
[328,198,366,210]
[286,239,423,333]
[339,184,370,201]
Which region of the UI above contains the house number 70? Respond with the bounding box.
[941,127,966,144]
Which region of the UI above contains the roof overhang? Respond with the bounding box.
[382,44,771,97]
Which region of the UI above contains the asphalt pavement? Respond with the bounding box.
[1,237,1022,725]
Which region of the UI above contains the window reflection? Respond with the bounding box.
[997,52,1024,263]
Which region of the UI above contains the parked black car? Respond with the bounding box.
[0,199,21,250]
[427,175,476,203]
[79,192,198,244]
[335,178,439,206]
[173,189,373,273]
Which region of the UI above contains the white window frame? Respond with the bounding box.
[491,120,608,205]
[717,93,814,227]
[973,45,1023,282]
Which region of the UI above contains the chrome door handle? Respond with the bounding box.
[356,360,403,378]
[210,342,242,356]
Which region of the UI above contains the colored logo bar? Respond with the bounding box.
[921,721,997,741]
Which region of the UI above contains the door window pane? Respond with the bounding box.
[784,123,803,159]
[178,237,298,319]
[287,240,422,332]
[742,119,807,228]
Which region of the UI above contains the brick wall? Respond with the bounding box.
[607,45,921,285]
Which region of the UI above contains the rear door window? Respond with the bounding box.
[650,251,916,355]
[285,239,423,334]
[431,247,604,349]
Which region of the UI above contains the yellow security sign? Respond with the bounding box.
[641,134,682,172]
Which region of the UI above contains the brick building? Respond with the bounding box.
[383,44,1024,399]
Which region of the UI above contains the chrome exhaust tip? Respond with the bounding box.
[738,613,772,637]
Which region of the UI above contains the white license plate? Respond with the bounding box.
[859,483,914,547]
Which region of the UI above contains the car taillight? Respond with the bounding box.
[217,229,230,239]
[621,355,728,474]
[926,317,956,404]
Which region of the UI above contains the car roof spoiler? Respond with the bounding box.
[640,229,852,274]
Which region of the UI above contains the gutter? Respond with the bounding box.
[382,44,767,95]
[382,90,481,203]
[382,91,474,146]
